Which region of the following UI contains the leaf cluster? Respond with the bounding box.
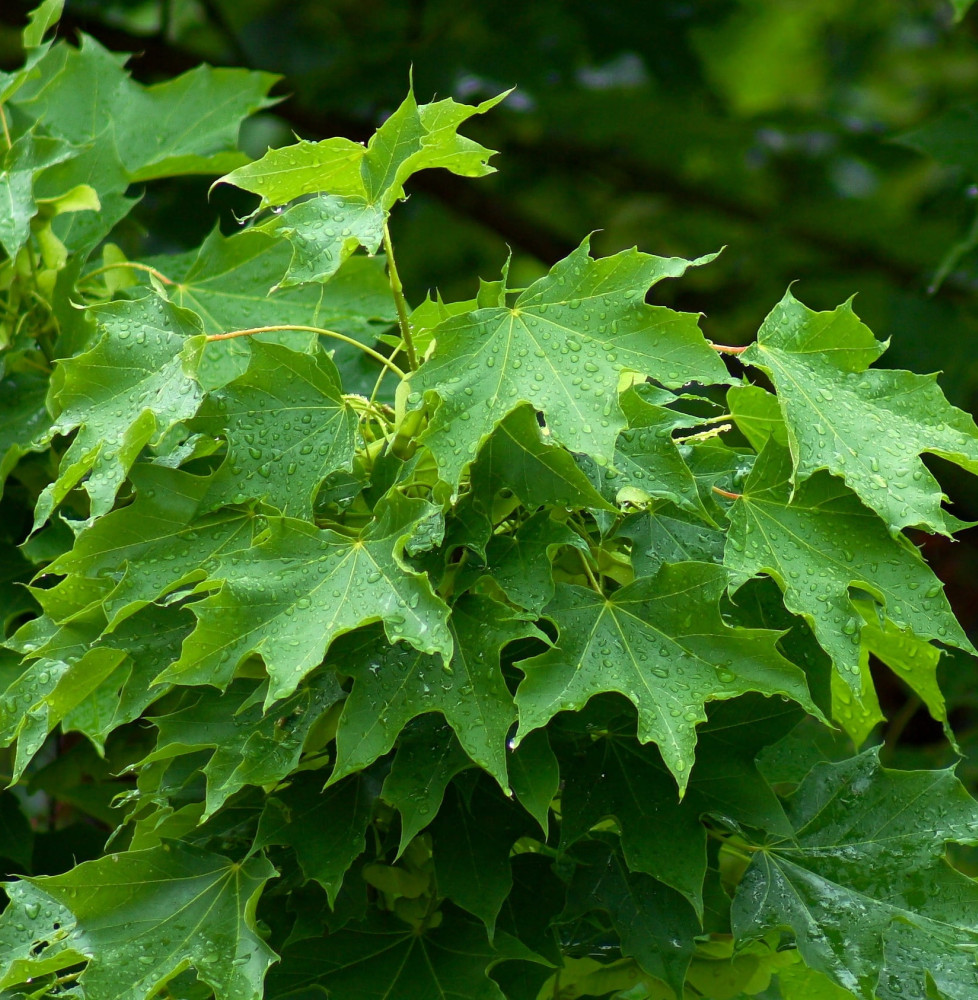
[1,7,978,1000]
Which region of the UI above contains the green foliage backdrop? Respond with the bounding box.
[3,2,978,999]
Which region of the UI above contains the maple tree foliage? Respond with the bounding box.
[3,4,978,1000]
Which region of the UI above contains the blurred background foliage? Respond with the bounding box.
[4,0,978,826]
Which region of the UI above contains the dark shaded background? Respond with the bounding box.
[4,0,978,771]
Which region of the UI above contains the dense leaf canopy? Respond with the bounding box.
[2,2,978,1000]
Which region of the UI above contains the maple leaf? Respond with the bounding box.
[258,194,386,287]
[331,595,541,790]
[193,340,357,518]
[557,695,799,913]
[163,493,452,700]
[0,844,277,1000]
[600,384,716,520]
[265,911,538,1000]
[741,290,978,534]
[140,671,343,818]
[34,294,205,527]
[40,463,257,630]
[450,402,611,554]
[562,839,699,997]
[380,716,474,856]
[13,35,276,183]
[0,371,49,499]
[217,87,507,287]
[477,511,587,614]
[147,227,396,333]
[220,88,507,211]
[254,770,376,904]
[406,240,730,486]
[0,129,74,258]
[733,750,978,1000]
[429,778,533,932]
[515,561,817,791]
[724,441,973,687]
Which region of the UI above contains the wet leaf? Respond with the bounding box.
[407,240,729,486]
[741,290,978,534]
[514,561,817,791]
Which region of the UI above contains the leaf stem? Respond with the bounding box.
[368,338,406,406]
[709,342,749,355]
[0,107,10,150]
[882,694,922,762]
[205,325,407,381]
[712,485,742,500]
[578,547,604,596]
[81,261,175,286]
[383,222,419,371]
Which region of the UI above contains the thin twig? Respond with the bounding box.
[205,324,406,380]
[80,261,175,286]
[709,342,749,355]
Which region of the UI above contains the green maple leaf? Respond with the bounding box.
[0,644,124,780]
[406,240,730,486]
[741,290,978,534]
[831,597,951,747]
[857,599,950,735]
[727,383,789,453]
[22,0,63,49]
[733,750,978,1000]
[616,504,725,578]
[255,770,376,904]
[0,128,74,258]
[514,561,816,790]
[219,88,506,211]
[429,778,531,932]
[13,36,276,184]
[218,88,506,287]
[258,194,386,287]
[194,341,357,518]
[507,728,560,835]
[140,672,342,818]
[600,384,716,520]
[265,911,536,1000]
[41,463,257,630]
[557,695,798,913]
[452,403,613,554]
[62,605,194,748]
[475,510,588,614]
[164,494,452,699]
[139,229,396,392]
[34,295,205,527]
[0,371,49,499]
[8,36,273,254]
[778,962,862,1000]
[0,843,276,1000]
[380,716,474,857]
[149,227,395,329]
[0,602,194,773]
[562,839,699,997]
[332,595,541,790]
[723,441,973,687]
